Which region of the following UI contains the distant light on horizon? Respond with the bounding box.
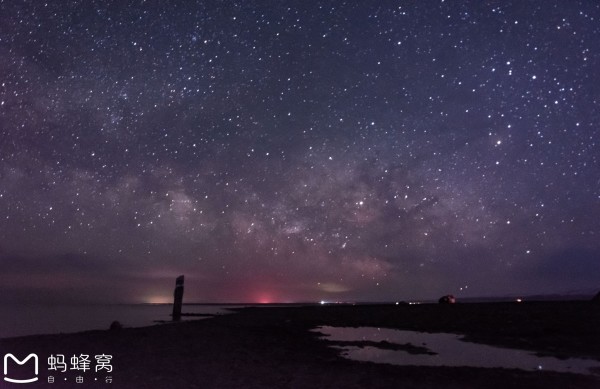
[145,296,171,304]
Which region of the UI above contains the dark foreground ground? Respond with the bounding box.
[1,301,599,388]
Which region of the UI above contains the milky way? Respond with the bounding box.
[1,1,599,303]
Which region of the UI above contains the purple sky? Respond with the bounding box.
[1,1,599,304]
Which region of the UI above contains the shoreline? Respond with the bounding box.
[1,302,599,388]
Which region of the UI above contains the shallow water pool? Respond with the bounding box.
[315,326,600,375]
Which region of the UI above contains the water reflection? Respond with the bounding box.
[316,326,600,375]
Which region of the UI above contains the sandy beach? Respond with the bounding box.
[1,301,599,388]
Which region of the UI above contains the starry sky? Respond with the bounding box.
[1,1,599,304]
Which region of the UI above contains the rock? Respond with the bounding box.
[109,321,123,331]
[592,291,600,303]
[438,295,456,304]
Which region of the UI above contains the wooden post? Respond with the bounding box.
[172,275,184,321]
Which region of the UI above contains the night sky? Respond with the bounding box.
[1,1,599,304]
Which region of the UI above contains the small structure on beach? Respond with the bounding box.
[172,275,185,321]
[438,294,456,304]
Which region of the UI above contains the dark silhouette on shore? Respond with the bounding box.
[172,275,184,321]
[438,294,456,304]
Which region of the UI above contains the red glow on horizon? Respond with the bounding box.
[256,293,274,304]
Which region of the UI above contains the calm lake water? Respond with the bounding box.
[316,326,600,376]
[0,304,237,339]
